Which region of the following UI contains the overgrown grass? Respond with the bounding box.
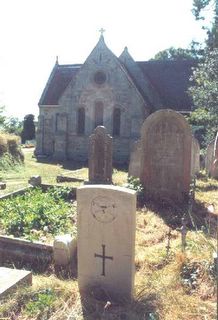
[0,154,217,319]
[0,187,76,242]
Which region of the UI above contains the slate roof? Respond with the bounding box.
[39,59,197,111]
[39,64,81,105]
[137,60,197,111]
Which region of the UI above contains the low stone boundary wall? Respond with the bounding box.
[0,236,53,271]
[56,175,84,183]
[0,186,33,200]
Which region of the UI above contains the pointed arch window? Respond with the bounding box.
[77,107,85,134]
[94,101,104,128]
[113,107,121,136]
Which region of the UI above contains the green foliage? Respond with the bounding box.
[25,288,56,317]
[0,106,6,129]
[127,176,144,192]
[189,49,218,147]
[0,152,23,172]
[21,114,35,143]
[0,187,76,240]
[192,0,217,50]
[152,46,200,60]
[3,117,23,136]
[188,108,217,148]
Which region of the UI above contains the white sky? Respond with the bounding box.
[0,0,212,120]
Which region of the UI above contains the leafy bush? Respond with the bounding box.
[0,187,76,240]
[126,176,144,192]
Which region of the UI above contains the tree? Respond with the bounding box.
[188,48,218,147]
[152,46,200,60]
[3,117,23,136]
[21,114,35,144]
[0,106,6,129]
[192,0,218,49]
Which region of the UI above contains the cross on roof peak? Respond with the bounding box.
[99,28,105,36]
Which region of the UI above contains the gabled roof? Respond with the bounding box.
[39,55,197,111]
[137,59,197,111]
[39,63,81,105]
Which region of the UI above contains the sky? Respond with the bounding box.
[0,0,213,120]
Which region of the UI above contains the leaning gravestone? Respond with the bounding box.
[77,185,136,301]
[191,137,200,176]
[128,140,142,179]
[205,140,215,176]
[88,126,112,184]
[140,109,192,202]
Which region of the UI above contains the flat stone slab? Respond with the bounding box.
[0,267,32,297]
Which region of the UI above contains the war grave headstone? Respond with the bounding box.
[140,109,192,202]
[88,126,112,184]
[205,140,215,176]
[191,137,200,176]
[128,140,142,179]
[0,267,32,297]
[77,185,136,301]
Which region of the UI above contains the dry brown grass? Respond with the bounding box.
[0,159,217,319]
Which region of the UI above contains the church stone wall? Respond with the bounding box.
[37,37,151,163]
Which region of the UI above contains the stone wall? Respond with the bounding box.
[36,38,150,162]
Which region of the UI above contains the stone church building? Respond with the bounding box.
[36,35,196,163]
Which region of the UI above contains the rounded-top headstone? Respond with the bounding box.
[77,185,136,301]
[140,109,192,202]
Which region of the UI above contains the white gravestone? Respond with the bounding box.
[77,185,136,301]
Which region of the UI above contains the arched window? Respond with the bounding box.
[113,107,121,136]
[77,107,85,134]
[94,101,104,128]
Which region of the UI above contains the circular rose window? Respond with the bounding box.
[94,71,106,85]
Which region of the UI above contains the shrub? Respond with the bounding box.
[0,187,76,240]
[0,135,8,156]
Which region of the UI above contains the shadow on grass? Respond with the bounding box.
[138,194,215,234]
[36,156,88,170]
[79,288,160,320]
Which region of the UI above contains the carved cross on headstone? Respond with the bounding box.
[99,28,105,36]
[94,244,113,276]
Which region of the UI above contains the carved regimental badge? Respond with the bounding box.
[91,196,117,223]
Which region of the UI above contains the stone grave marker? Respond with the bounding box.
[191,137,200,176]
[88,126,112,184]
[211,132,218,179]
[0,267,32,297]
[205,140,215,176]
[128,140,142,179]
[77,185,136,301]
[140,109,192,201]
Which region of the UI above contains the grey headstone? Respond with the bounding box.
[128,140,142,178]
[88,126,112,184]
[140,110,192,202]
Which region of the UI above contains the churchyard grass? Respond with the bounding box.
[0,149,217,319]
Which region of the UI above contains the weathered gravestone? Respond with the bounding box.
[88,126,112,184]
[0,267,32,297]
[140,109,192,202]
[211,132,218,179]
[128,140,142,179]
[205,140,215,176]
[191,137,200,176]
[77,185,136,301]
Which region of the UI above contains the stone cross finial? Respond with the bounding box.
[99,28,105,36]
